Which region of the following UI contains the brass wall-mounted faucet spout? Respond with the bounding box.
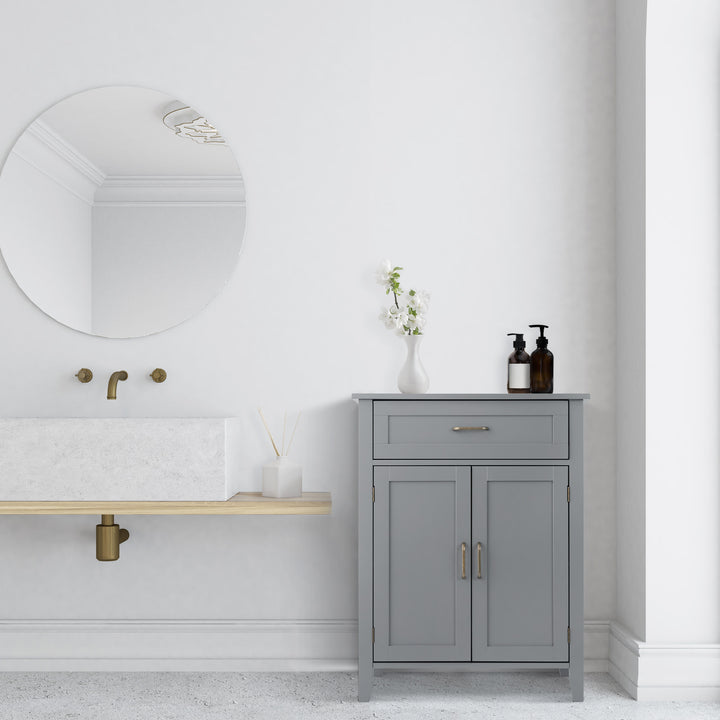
[107,371,128,399]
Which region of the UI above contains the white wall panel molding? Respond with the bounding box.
[608,622,720,701]
[0,619,357,672]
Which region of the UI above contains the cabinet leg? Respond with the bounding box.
[569,665,584,701]
[358,663,373,701]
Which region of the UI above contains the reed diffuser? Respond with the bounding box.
[258,408,302,498]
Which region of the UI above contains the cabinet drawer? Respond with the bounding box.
[373,400,568,460]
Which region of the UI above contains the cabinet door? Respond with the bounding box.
[472,466,569,662]
[373,466,471,661]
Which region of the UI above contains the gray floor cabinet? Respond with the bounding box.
[354,394,588,702]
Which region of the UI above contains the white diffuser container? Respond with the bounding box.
[262,456,302,498]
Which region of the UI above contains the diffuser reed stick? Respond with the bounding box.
[285,411,302,457]
[257,408,280,457]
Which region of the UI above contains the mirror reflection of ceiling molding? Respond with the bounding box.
[38,86,240,176]
[95,176,245,206]
[12,120,244,207]
[12,119,104,205]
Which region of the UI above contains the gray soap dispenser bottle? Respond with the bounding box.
[507,333,531,393]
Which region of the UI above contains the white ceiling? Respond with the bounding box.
[36,86,242,177]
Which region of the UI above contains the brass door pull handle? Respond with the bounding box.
[460,542,467,579]
[477,542,482,579]
[452,426,490,432]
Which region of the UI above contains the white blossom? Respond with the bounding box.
[375,259,393,287]
[376,261,429,336]
[407,289,430,312]
[394,309,409,329]
[379,307,397,330]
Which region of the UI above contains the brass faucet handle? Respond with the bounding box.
[150,368,167,383]
[75,368,93,383]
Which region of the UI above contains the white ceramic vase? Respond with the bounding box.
[262,456,302,498]
[397,334,429,394]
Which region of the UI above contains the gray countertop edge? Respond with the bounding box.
[352,393,590,400]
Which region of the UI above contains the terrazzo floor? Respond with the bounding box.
[0,672,717,720]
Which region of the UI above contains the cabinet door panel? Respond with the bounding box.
[472,466,569,662]
[374,466,471,662]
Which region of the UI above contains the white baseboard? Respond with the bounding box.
[608,622,720,701]
[584,620,610,673]
[608,622,640,697]
[0,619,609,673]
[2,617,718,701]
[0,620,357,672]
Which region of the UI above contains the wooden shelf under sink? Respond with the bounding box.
[0,492,332,516]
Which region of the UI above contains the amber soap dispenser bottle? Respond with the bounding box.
[529,324,554,393]
[507,333,531,393]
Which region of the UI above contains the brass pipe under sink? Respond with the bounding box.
[96,515,130,561]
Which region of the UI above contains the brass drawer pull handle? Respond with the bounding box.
[460,542,467,579]
[477,542,482,579]
[452,426,490,432]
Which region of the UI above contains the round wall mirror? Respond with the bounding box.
[0,86,246,338]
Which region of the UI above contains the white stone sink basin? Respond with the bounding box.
[0,418,240,501]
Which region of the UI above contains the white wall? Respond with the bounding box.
[370,0,616,625]
[646,0,720,645]
[0,0,616,662]
[614,0,646,642]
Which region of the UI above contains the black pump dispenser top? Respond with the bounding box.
[530,324,549,348]
[507,333,526,351]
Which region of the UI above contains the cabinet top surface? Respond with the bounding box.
[352,393,589,401]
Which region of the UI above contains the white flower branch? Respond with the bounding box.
[376,260,430,336]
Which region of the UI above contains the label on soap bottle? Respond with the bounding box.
[508,363,530,389]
